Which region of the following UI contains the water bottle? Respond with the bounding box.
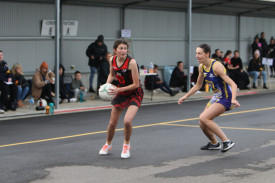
[46,106,50,114]
[29,97,34,110]
[79,91,84,102]
[49,103,54,114]
[149,62,154,73]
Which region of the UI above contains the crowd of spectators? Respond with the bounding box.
[210,32,274,90]
[0,32,274,114]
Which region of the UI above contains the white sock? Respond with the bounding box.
[223,140,231,143]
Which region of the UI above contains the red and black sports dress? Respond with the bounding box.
[111,54,144,108]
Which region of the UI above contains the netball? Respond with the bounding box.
[98,83,115,100]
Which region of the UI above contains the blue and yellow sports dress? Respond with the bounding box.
[202,60,233,111]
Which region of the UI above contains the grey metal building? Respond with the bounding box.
[1,0,275,73]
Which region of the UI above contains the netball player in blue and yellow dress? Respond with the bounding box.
[178,44,240,152]
[99,39,143,158]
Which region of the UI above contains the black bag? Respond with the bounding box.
[145,75,157,90]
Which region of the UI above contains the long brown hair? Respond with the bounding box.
[113,39,129,50]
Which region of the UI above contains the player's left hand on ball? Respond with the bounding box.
[232,99,240,107]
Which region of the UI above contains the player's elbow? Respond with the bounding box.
[231,82,237,89]
[133,83,139,89]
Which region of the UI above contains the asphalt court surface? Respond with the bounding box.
[1,92,275,183]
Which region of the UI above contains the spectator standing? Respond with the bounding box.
[169,61,187,92]
[11,63,29,107]
[0,50,17,111]
[71,71,87,101]
[259,32,268,57]
[98,52,111,86]
[32,61,55,104]
[251,35,261,57]
[211,49,223,61]
[86,35,108,93]
[230,50,250,90]
[248,50,268,89]
[267,37,275,77]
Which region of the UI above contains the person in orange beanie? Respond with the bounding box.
[32,61,55,104]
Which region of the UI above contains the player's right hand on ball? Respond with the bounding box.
[108,86,118,95]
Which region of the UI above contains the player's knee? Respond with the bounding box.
[199,114,208,124]
[109,121,117,128]
[124,120,132,127]
[199,121,203,127]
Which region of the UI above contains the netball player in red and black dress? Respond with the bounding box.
[99,39,143,159]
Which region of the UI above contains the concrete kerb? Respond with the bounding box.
[0,88,274,121]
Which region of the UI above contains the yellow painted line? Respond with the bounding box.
[161,124,275,132]
[0,130,116,148]
[220,106,275,116]
[0,118,199,148]
[0,106,275,148]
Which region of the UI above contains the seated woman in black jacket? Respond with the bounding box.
[248,50,268,89]
[0,55,18,111]
[169,61,187,92]
[11,63,29,107]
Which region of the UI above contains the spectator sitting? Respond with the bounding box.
[71,71,87,101]
[191,66,205,90]
[191,66,199,84]
[251,35,261,57]
[152,64,176,96]
[32,61,55,104]
[221,51,224,59]
[0,50,18,111]
[222,50,232,68]
[58,64,70,103]
[169,61,187,92]
[211,49,223,61]
[11,63,29,107]
[229,50,250,90]
[248,50,268,89]
[267,37,275,77]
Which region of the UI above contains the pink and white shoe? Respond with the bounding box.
[121,144,130,159]
[99,144,112,155]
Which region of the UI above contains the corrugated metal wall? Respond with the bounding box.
[1,1,275,74]
[125,8,186,67]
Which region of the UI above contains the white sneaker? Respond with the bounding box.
[121,144,130,159]
[0,109,4,114]
[99,144,112,155]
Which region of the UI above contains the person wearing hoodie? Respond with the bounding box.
[86,35,108,93]
[267,37,275,77]
[32,61,55,104]
[58,64,70,103]
[0,50,17,111]
[169,61,187,92]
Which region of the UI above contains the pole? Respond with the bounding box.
[237,15,241,51]
[187,0,192,91]
[55,0,60,109]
